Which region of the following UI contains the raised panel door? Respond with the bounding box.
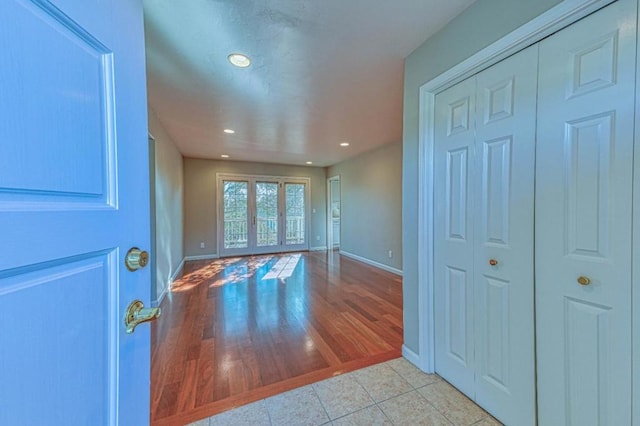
[0,0,150,424]
[535,1,637,423]
[434,78,476,397]
[474,44,538,426]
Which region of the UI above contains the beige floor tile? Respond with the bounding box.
[378,390,452,426]
[351,362,413,402]
[313,373,375,420]
[209,399,271,426]
[385,357,440,388]
[472,416,503,425]
[418,381,487,426]
[187,418,209,426]
[265,385,330,426]
[332,405,392,426]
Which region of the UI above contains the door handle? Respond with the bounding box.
[577,276,591,286]
[124,300,161,333]
[253,216,256,225]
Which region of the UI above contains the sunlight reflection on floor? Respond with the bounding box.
[210,256,273,288]
[262,254,301,280]
[171,256,277,292]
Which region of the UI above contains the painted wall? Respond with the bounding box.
[402,0,563,353]
[327,142,402,272]
[148,109,184,304]
[183,158,327,257]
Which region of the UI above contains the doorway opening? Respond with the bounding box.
[327,176,341,251]
[217,174,310,257]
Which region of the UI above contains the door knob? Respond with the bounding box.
[577,276,591,286]
[124,300,161,333]
[125,247,149,271]
[489,259,498,266]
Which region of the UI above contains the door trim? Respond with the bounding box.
[327,175,340,250]
[148,134,159,306]
[415,0,615,373]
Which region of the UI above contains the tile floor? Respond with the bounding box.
[188,358,502,426]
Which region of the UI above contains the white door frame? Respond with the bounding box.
[148,134,158,305]
[327,175,340,250]
[415,0,615,373]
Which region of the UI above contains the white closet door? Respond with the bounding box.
[536,0,637,424]
[473,45,538,426]
[434,78,476,397]
[434,46,539,418]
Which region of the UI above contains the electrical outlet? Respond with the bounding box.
[200,242,205,249]
[388,250,393,258]
[316,235,320,241]
[312,208,316,213]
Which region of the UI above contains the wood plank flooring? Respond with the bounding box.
[150,251,403,426]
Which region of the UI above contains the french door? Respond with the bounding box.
[218,175,309,256]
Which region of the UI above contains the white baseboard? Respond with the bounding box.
[402,345,424,370]
[152,258,185,307]
[310,246,327,252]
[153,285,169,307]
[184,254,220,261]
[170,259,185,282]
[339,250,403,276]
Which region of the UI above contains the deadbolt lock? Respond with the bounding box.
[125,247,149,271]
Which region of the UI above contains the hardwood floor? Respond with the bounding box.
[150,251,403,426]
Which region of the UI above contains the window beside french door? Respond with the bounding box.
[218,175,310,256]
[285,183,306,245]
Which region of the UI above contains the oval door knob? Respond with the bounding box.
[125,247,149,271]
[124,300,161,333]
[489,259,498,266]
[577,276,591,286]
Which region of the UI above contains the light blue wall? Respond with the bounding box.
[402,0,563,354]
[327,142,403,271]
[148,108,184,304]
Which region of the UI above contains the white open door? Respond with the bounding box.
[0,0,152,424]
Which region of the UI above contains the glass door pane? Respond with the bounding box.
[285,183,306,245]
[256,182,278,247]
[222,180,248,249]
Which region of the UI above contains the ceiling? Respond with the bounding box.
[144,0,476,167]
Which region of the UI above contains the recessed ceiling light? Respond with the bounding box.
[340,142,350,147]
[223,129,235,134]
[306,161,313,165]
[221,154,230,158]
[228,53,251,68]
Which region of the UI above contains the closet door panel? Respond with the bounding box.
[536,0,637,424]
[434,78,476,397]
[474,44,538,426]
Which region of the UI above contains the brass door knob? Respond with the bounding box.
[577,276,591,286]
[489,259,498,266]
[124,300,161,333]
[125,247,149,271]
